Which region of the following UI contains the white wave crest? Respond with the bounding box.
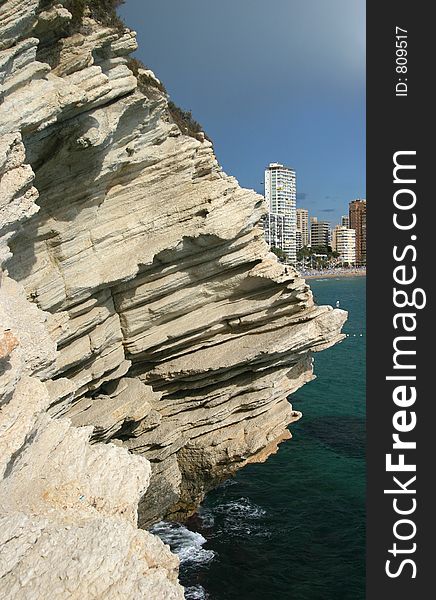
[150,521,215,566]
[184,584,208,600]
[213,497,266,519]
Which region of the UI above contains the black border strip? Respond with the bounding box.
[367,1,433,597]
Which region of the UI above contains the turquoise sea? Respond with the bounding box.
[153,277,366,600]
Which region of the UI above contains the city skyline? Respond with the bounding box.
[261,160,366,266]
[297,199,366,229]
[262,160,365,231]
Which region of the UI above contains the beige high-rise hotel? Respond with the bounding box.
[296,208,309,249]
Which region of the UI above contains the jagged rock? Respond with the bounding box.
[0,377,183,599]
[2,0,347,521]
[1,1,346,596]
[0,272,183,598]
[68,377,159,442]
[0,4,184,597]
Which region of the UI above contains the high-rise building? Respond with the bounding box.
[332,226,356,264]
[296,208,309,248]
[309,216,317,247]
[295,229,303,252]
[263,213,293,253]
[263,163,297,263]
[341,215,349,228]
[310,219,331,249]
[349,199,366,265]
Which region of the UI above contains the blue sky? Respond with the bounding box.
[119,0,365,226]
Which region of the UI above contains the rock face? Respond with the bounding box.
[0,245,182,599]
[0,0,346,596]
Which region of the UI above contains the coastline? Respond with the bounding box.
[301,269,366,280]
[175,277,366,599]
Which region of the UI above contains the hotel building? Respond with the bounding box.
[310,217,331,248]
[296,208,309,248]
[263,163,297,264]
[332,225,356,264]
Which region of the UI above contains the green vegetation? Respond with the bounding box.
[296,245,312,261]
[126,57,168,94]
[36,1,127,67]
[67,0,126,31]
[297,245,339,259]
[297,245,340,268]
[47,1,211,144]
[126,59,210,142]
[270,247,288,262]
[125,59,210,142]
[167,101,210,142]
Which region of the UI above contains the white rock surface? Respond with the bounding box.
[0,3,184,597]
[0,1,346,596]
[0,273,183,598]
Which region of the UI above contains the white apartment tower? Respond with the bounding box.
[264,163,297,263]
[332,226,356,265]
[295,229,303,252]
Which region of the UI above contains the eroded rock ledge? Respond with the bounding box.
[0,1,346,596]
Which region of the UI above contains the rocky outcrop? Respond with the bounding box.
[0,228,182,599]
[1,0,346,596]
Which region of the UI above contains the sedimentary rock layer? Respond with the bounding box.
[0,1,346,596]
[0,263,183,598]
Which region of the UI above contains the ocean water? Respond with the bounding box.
[153,277,366,600]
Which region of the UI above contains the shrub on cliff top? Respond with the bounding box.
[126,59,210,143]
[126,57,168,95]
[62,2,211,144]
[167,101,210,143]
[88,0,126,29]
[68,0,126,31]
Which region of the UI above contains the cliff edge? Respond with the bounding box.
[0,1,346,597]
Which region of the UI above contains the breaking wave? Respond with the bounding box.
[150,521,215,567]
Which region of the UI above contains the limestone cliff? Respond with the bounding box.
[0,1,346,597]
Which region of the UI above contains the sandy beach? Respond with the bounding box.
[301,269,366,280]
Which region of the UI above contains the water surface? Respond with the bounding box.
[154,277,366,600]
